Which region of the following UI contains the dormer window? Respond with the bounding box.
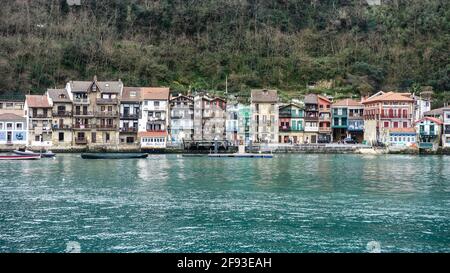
[59,94,66,99]
[92,85,97,91]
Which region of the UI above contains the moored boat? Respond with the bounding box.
[0,155,41,160]
[13,149,56,158]
[81,153,148,159]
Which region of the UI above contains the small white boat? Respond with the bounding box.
[13,149,56,158]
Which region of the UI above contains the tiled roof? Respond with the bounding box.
[0,113,25,121]
[279,103,303,110]
[47,89,71,103]
[25,95,51,108]
[138,131,168,137]
[121,87,142,102]
[141,87,170,100]
[332,98,363,107]
[69,81,92,92]
[362,92,413,103]
[251,89,278,103]
[304,94,318,104]
[69,79,123,93]
[414,117,443,125]
[96,81,123,93]
[317,95,332,103]
[424,107,444,116]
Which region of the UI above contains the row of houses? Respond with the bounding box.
[0,77,449,150]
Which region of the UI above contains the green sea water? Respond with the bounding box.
[0,154,449,252]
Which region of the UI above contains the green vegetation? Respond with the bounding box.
[0,0,448,105]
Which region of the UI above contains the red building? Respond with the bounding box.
[362,91,414,144]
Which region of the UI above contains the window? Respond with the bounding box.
[384,122,389,128]
[105,133,110,143]
[59,132,64,142]
[154,101,160,107]
[393,122,398,128]
[6,103,13,109]
[16,123,22,130]
[91,132,96,143]
[0,103,3,109]
[35,135,40,141]
[6,123,13,130]
[403,122,407,128]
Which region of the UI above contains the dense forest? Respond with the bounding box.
[0,0,448,105]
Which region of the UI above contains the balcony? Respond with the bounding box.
[73,98,90,104]
[279,126,291,132]
[52,124,72,130]
[96,98,118,104]
[75,137,87,144]
[304,116,319,122]
[52,111,72,117]
[73,124,94,130]
[381,114,410,119]
[120,127,138,133]
[73,111,94,117]
[319,116,331,121]
[305,106,318,112]
[96,111,119,117]
[29,114,51,119]
[420,131,437,136]
[120,113,140,119]
[319,127,331,132]
[97,124,117,130]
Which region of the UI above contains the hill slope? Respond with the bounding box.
[0,0,448,105]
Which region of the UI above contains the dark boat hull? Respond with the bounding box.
[0,155,41,160]
[81,153,148,159]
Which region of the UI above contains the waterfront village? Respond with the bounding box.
[0,76,449,154]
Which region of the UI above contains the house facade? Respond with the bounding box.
[382,128,417,147]
[25,95,53,147]
[238,104,251,145]
[250,89,279,143]
[138,87,170,149]
[303,94,319,143]
[332,98,364,143]
[119,87,141,145]
[225,97,239,145]
[278,104,304,144]
[318,95,332,143]
[0,113,27,148]
[66,77,123,148]
[169,94,194,144]
[363,92,414,145]
[193,95,227,141]
[443,108,450,148]
[0,100,25,116]
[414,117,443,149]
[47,89,73,148]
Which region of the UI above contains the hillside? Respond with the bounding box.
[0,0,448,105]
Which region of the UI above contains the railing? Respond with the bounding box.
[304,126,319,132]
[73,124,94,129]
[305,107,318,111]
[96,111,118,117]
[120,113,140,119]
[52,111,72,117]
[97,124,117,130]
[120,127,138,133]
[304,116,318,121]
[29,114,51,118]
[75,138,87,144]
[380,114,410,119]
[96,98,118,104]
[319,116,331,121]
[73,111,94,116]
[53,124,72,130]
[73,98,89,104]
[420,131,436,136]
[319,127,331,132]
